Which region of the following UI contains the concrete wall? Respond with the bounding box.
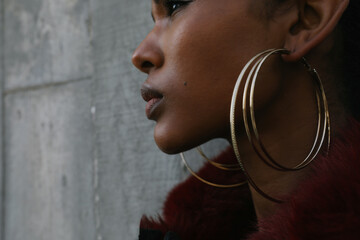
[0,0,225,239]
[0,0,4,238]
[90,1,189,238]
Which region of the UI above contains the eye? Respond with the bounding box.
[165,1,192,16]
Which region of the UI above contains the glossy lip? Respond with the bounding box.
[141,83,164,120]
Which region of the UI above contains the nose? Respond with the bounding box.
[132,31,164,74]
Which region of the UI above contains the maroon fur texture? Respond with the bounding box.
[141,119,360,239]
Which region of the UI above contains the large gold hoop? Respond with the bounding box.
[197,147,242,171]
[180,152,246,188]
[244,49,330,171]
[230,49,331,203]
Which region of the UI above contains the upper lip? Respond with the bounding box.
[141,83,163,102]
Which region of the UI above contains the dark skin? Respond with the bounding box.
[132,0,349,220]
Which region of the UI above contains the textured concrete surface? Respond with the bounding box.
[4,80,96,240]
[4,0,93,91]
[90,0,187,238]
[0,0,226,239]
[0,0,4,238]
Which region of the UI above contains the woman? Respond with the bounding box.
[132,0,360,239]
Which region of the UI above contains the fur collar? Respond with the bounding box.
[140,119,360,239]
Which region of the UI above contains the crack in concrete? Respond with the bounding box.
[3,76,92,96]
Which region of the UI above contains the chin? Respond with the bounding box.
[153,124,196,155]
[154,134,187,155]
[156,143,181,155]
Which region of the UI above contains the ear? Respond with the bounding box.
[283,0,349,62]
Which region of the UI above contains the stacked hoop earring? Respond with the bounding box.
[197,147,242,171]
[230,49,331,202]
[180,49,330,202]
[180,153,247,188]
[180,148,246,188]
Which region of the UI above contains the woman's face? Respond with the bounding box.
[132,0,287,154]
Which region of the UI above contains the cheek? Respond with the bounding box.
[153,67,235,154]
[165,7,267,90]
[153,4,275,153]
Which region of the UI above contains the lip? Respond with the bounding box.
[141,84,164,119]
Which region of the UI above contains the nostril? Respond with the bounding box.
[142,61,154,70]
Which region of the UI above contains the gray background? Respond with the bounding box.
[0,0,225,239]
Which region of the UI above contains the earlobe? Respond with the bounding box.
[283,0,349,62]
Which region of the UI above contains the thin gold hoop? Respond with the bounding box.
[196,147,242,171]
[180,152,246,188]
[243,49,330,171]
[230,49,282,202]
[230,49,331,203]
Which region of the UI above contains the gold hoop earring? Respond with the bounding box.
[196,147,242,171]
[243,49,330,171]
[180,152,246,188]
[230,49,331,203]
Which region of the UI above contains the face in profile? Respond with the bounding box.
[132,0,286,154]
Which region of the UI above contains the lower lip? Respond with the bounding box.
[145,98,163,119]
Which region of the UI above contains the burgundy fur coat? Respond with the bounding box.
[139,120,360,240]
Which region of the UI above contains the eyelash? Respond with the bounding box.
[165,1,191,16]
